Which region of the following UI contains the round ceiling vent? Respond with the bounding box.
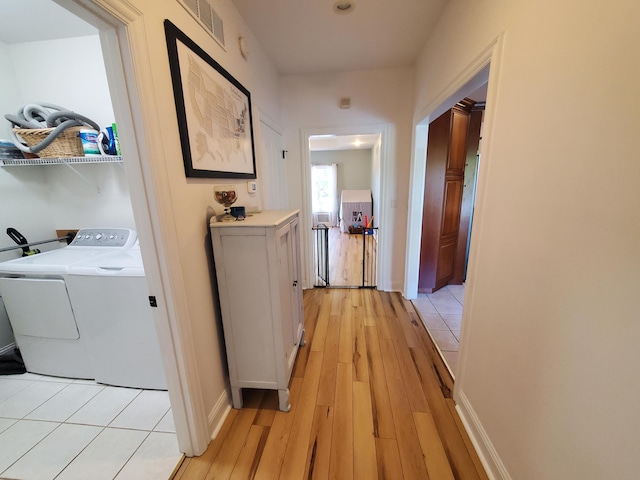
[333,1,355,15]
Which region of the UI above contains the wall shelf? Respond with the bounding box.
[0,155,122,166]
[0,155,124,192]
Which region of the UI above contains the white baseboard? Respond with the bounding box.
[378,281,402,292]
[455,390,511,480]
[0,342,16,356]
[208,389,232,440]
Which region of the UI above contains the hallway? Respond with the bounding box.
[411,284,465,376]
[327,227,377,287]
[174,288,487,479]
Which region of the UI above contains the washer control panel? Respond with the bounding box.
[69,228,137,248]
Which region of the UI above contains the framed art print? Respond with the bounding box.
[164,20,257,179]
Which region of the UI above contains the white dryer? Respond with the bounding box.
[0,228,137,378]
[66,246,167,390]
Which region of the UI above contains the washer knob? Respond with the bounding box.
[95,233,103,241]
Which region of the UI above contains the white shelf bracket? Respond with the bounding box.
[62,161,101,193]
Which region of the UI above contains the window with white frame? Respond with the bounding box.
[311,164,338,226]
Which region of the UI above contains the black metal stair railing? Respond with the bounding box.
[312,224,378,288]
[361,227,378,288]
[312,224,329,287]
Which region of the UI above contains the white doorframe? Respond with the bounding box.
[300,124,392,290]
[403,33,505,401]
[255,110,286,210]
[403,38,499,300]
[57,0,210,456]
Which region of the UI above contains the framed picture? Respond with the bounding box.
[164,20,257,179]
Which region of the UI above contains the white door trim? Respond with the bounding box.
[300,124,391,290]
[403,36,500,300]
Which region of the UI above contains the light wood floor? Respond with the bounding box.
[174,289,488,480]
[328,228,376,287]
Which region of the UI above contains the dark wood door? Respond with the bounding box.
[451,109,483,284]
[418,100,473,293]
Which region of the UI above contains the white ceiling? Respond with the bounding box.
[0,0,97,44]
[0,1,484,151]
[1,0,448,76]
[232,0,449,75]
[309,133,379,151]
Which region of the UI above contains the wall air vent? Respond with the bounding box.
[178,0,225,48]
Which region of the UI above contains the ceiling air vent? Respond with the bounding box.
[178,0,225,48]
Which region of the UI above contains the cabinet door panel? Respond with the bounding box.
[447,109,470,175]
[289,218,303,342]
[441,179,463,237]
[220,235,277,383]
[277,224,295,364]
[436,240,457,288]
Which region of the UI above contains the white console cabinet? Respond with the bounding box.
[210,210,304,411]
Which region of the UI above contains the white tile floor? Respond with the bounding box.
[0,373,182,480]
[411,284,465,377]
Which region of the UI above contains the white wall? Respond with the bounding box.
[44,164,135,229]
[310,149,372,194]
[413,0,640,478]
[7,36,115,132]
[0,43,21,139]
[0,41,56,262]
[0,165,53,262]
[281,67,414,290]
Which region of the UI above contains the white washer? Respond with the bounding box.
[0,228,137,378]
[66,246,167,390]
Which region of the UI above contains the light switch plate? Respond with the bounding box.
[247,181,257,193]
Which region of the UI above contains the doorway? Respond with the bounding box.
[418,97,484,294]
[309,133,380,288]
[258,117,287,210]
[407,65,490,378]
[0,0,185,476]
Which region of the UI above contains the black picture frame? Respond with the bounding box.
[164,20,257,179]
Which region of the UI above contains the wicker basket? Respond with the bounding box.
[12,126,85,158]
